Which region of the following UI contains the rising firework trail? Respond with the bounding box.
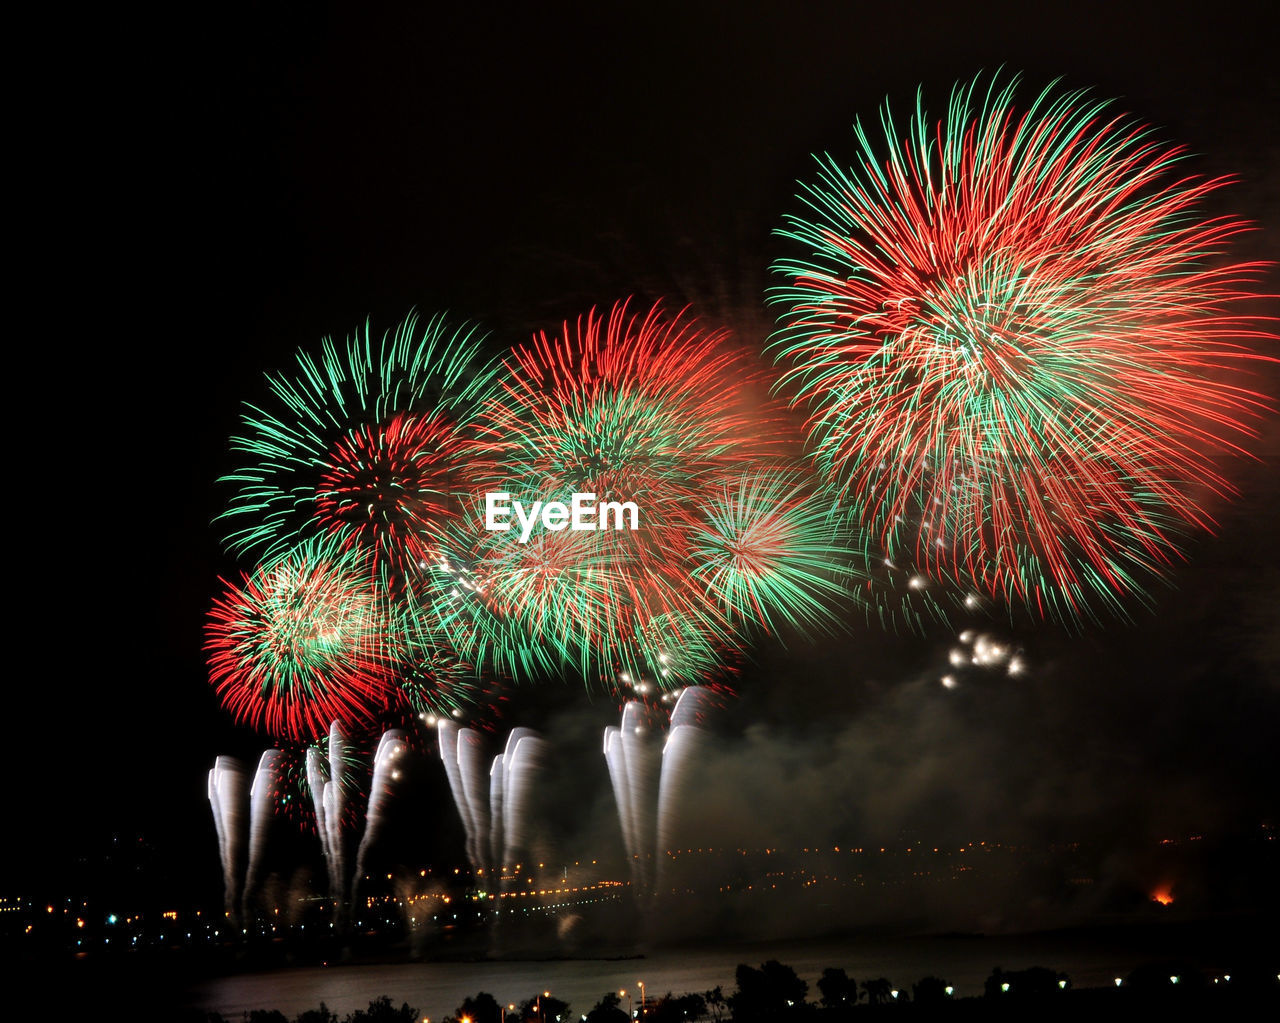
[438,721,550,883]
[604,687,718,898]
[488,726,534,874]
[207,756,248,922]
[494,729,550,878]
[305,721,354,917]
[770,72,1276,625]
[243,748,284,921]
[352,729,409,902]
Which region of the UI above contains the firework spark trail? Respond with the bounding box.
[457,728,491,876]
[352,729,408,892]
[498,732,550,871]
[656,724,711,891]
[605,688,718,897]
[490,727,535,872]
[770,72,1276,624]
[207,756,248,920]
[691,469,858,635]
[435,720,477,870]
[243,749,284,919]
[319,721,352,911]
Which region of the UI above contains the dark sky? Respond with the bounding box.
[17,0,1278,911]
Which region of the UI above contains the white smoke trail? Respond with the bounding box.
[304,747,336,900]
[656,724,710,890]
[325,722,350,896]
[620,702,661,892]
[437,724,549,883]
[207,756,248,919]
[353,729,407,888]
[499,727,538,870]
[243,748,283,919]
[603,726,636,863]
[500,733,550,870]
[489,753,505,875]
[457,728,491,876]
[670,686,716,729]
[437,720,478,870]
[603,688,716,897]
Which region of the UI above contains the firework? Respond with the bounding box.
[770,74,1274,623]
[206,535,400,742]
[219,311,497,578]
[208,756,248,919]
[450,299,785,686]
[939,628,1027,690]
[690,469,858,634]
[270,732,368,835]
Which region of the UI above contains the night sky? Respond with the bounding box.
[20,0,1278,922]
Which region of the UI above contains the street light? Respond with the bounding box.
[620,990,631,1021]
[637,981,645,1018]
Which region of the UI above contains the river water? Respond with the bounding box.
[187,926,1245,1019]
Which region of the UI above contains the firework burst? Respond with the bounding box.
[219,311,497,579]
[446,299,788,686]
[690,469,858,635]
[770,73,1274,623]
[206,535,401,741]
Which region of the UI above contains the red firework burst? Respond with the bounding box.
[452,299,790,684]
[315,411,471,578]
[206,537,401,742]
[771,75,1276,622]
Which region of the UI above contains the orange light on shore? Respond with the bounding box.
[1152,888,1174,906]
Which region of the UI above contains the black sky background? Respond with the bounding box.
[17,0,1278,913]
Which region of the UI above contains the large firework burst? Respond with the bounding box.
[448,299,791,686]
[770,74,1274,623]
[219,311,497,579]
[206,535,401,741]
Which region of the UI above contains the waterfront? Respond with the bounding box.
[185,924,1263,1019]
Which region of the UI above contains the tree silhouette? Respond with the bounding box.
[586,992,629,1023]
[731,961,807,1021]
[912,977,950,1006]
[703,986,728,1023]
[346,996,419,1023]
[647,992,706,1023]
[817,968,858,1009]
[445,993,502,1023]
[860,978,892,1006]
[517,995,572,1023]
